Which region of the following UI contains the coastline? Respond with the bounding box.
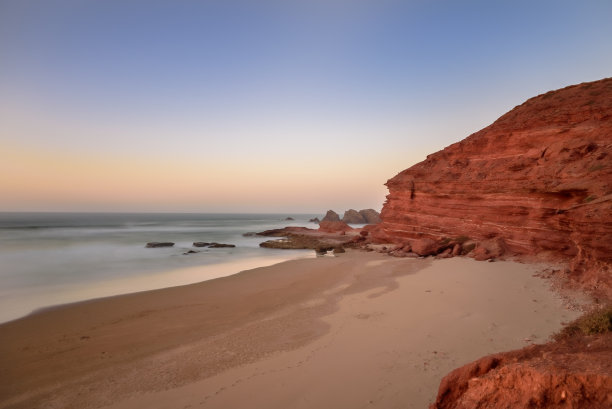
[1,249,314,325]
[0,212,321,325]
[0,250,583,409]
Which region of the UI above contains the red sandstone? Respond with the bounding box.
[377,78,612,297]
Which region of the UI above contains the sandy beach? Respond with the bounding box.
[0,251,582,409]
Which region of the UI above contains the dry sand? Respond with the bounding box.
[0,251,582,409]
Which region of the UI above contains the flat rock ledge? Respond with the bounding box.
[193,242,235,248]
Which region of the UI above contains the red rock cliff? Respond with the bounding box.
[379,78,612,294]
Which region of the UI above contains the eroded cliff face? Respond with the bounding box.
[379,78,612,294]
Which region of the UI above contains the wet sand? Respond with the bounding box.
[0,251,581,409]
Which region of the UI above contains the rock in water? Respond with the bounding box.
[193,242,235,248]
[208,243,236,248]
[378,77,612,296]
[358,209,382,224]
[145,242,175,248]
[341,209,367,224]
[321,210,340,222]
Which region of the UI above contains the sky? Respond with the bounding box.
[1,0,611,213]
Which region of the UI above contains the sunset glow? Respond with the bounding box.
[1,1,611,212]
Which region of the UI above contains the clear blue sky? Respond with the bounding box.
[1,0,611,212]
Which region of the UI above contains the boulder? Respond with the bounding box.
[193,242,211,247]
[333,246,346,254]
[451,243,462,256]
[472,238,506,261]
[315,245,334,255]
[309,217,320,223]
[411,238,439,256]
[436,248,453,259]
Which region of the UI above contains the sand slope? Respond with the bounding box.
[0,251,580,409]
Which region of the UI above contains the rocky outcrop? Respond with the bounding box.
[431,332,612,409]
[259,236,344,255]
[256,226,314,237]
[379,78,612,296]
[341,209,367,224]
[341,209,382,224]
[208,243,235,248]
[359,209,382,224]
[257,226,356,255]
[193,242,235,248]
[321,210,341,222]
[318,220,353,233]
[320,209,381,225]
[260,235,329,250]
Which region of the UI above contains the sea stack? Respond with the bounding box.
[341,209,366,224]
[358,209,381,224]
[321,210,341,222]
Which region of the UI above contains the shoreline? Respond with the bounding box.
[0,250,585,409]
[0,249,315,325]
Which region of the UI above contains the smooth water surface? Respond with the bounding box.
[0,212,319,323]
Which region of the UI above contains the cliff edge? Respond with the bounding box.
[379,78,612,297]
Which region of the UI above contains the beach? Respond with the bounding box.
[0,250,582,409]
[0,212,318,323]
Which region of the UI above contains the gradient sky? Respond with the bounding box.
[1,0,611,213]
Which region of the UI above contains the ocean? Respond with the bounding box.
[0,212,319,324]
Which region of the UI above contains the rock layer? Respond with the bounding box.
[379,78,612,295]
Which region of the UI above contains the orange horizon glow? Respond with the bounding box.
[1,141,424,213]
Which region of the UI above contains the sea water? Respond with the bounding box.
[0,212,319,323]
